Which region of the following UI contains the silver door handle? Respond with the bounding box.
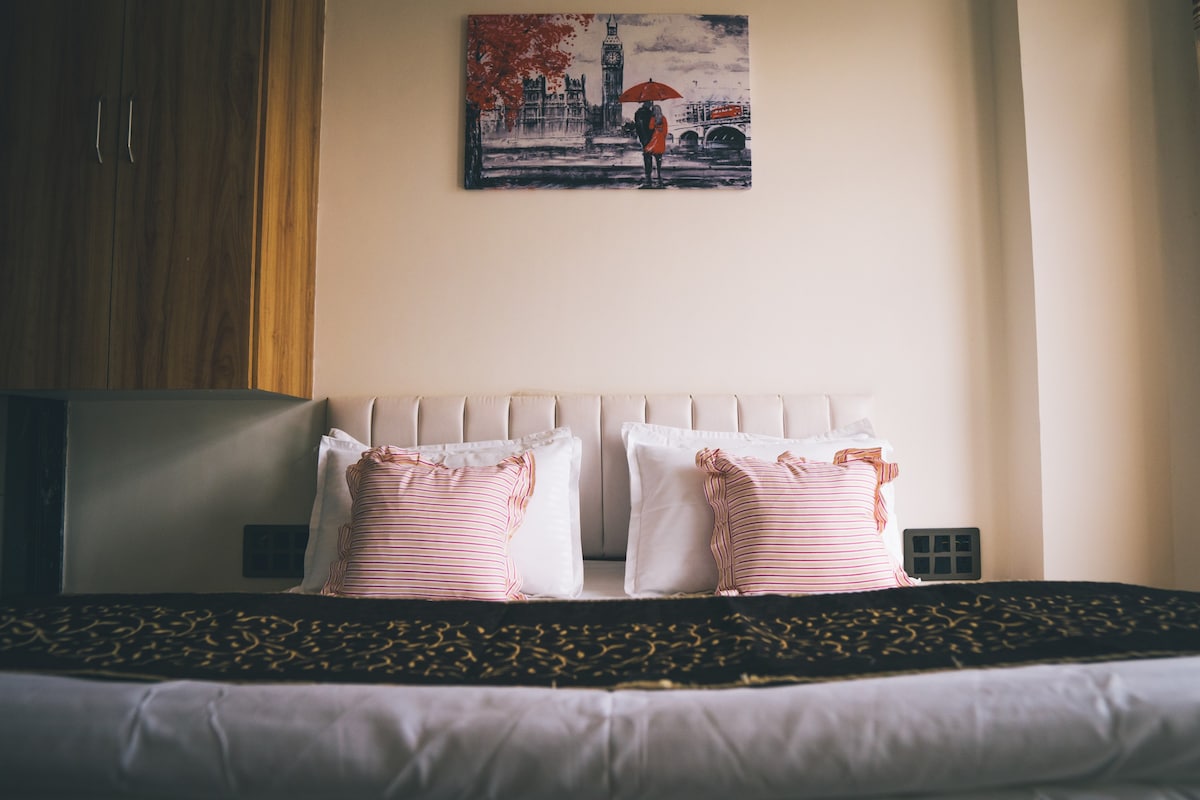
[95,97,104,164]
[126,96,135,163]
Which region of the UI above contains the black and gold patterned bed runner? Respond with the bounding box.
[1,581,1199,689]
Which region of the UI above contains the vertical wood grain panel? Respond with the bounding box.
[253,0,323,398]
[108,0,264,390]
[0,0,123,389]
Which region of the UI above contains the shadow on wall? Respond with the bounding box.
[64,396,328,593]
[1154,0,1200,590]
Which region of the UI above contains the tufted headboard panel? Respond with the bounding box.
[327,394,872,559]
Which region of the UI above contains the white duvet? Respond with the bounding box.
[2,654,1199,800]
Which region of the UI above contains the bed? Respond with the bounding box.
[2,393,1199,800]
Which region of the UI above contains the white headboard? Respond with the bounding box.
[327,394,872,559]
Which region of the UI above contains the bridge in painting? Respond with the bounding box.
[669,100,751,151]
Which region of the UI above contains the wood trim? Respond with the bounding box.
[1,397,67,596]
[253,0,324,398]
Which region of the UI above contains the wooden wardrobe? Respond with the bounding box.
[0,0,323,398]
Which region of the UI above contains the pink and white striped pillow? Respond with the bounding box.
[697,447,914,596]
[323,446,535,601]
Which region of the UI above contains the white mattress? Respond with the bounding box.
[2,654,1198,799]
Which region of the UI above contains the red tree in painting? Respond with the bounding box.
[465,14,593,188]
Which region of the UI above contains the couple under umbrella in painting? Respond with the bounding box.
[622,79,680,187]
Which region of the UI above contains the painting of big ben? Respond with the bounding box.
[465,14,751,190]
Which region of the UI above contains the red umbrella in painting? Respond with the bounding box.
[618,78,683,103]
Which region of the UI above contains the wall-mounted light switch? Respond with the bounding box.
[242,524,309,579]
[904,527,980,581]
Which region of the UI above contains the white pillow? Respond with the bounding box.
[621,419,901,596]
[300,426,584,597]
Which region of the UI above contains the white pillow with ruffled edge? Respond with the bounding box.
[300,426,583,598]
[621,419,901,597]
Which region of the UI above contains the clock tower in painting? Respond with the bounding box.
[601,15,624,132]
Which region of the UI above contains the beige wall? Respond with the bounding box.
[1018,0,1198,587]
[1161,1,1200,591]
[1022,0,1172,583]
[54,0,1200,592]
[315,0,1004,568]
[988,0,1044,581]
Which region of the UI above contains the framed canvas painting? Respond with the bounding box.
[465,13,750,190]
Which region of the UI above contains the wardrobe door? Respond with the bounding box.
[108,0,265,390]
[0,0,124,390]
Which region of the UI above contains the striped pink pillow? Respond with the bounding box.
[697,447,914,596]
[323,446,535,601]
